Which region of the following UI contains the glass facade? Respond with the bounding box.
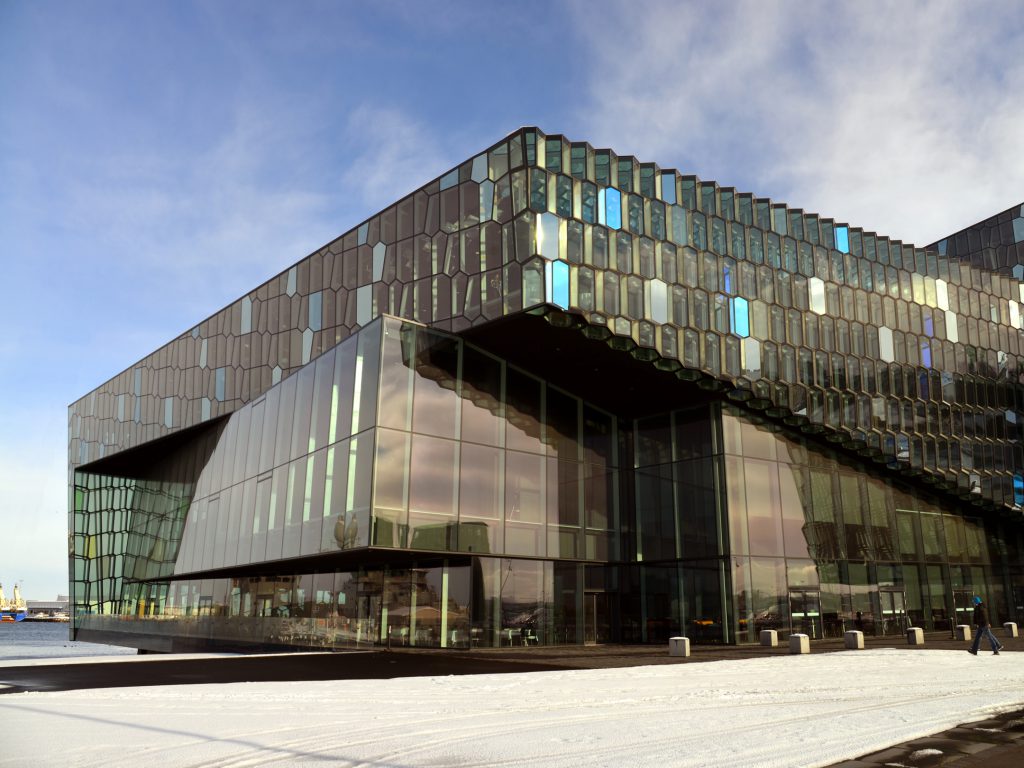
[69,128,1024,650]
[930,202,1024,278]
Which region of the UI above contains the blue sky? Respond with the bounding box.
[1,0,1022,600]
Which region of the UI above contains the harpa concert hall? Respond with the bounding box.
[69,128,1024,652]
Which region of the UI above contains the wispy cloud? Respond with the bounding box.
[60,99,337,291]
[339,104,456,213]
[571,0,1024,244]
[2,97,344,394]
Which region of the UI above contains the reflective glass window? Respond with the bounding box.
[692,212,707,250]
[731,297,750,338]
[411,331,460,439]
[605,187,622,230]
[835,225,850,253]
[581,182,597,223]
[506,451,546,554]
[537,212,560,260]
[670,205,688,246]
[290,365,315,461]
[506,368,544,454]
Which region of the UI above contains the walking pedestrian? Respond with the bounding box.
[968,596,1004,656]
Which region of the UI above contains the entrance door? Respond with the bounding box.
[789,590,822,639]
[584,592,609,645]
[952,589,975,634]
[1012,583,1024,625]
[879,590,908,636]
[357,570,411,647]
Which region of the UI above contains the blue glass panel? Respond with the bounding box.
[552,260,570,309]
[921,339,931,368]
[731,297,750,338]
[835,225,850,254]
[597,188,606,226]
[1015,474,1024,506]
[1013,217,1024,244]
[661,173,676,205]
[605,187,622,230]
[923,313,933,337]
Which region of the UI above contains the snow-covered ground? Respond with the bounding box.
[2,648,1022,768]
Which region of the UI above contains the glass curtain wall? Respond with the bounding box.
[101,558,588,651]
[720,405,1003,641]
[77,316,621,648]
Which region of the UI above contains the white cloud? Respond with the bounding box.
[339,104,454,213]
[572,0,1024,245]
[62,99,338,286]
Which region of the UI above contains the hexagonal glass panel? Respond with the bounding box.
[537,212,560,260]
[878,326,895,363]
[549,260,570,309]
[742,337,761,378]
[648,279,669,324]
[470,153,488,183]
[357,284,373,326]
[731,296,750,338]
[945,311,959,343]
[372,242,386,282]
[936,278,949,310]
[808,277,826,315]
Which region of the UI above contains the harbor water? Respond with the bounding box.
[0,621,135,662]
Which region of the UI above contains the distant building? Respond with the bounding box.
[69,128,1024,652]
[27,599,69,616]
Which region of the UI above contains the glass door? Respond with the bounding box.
[584,592,609,645]
[358,587,382,647]
[788,590,822,639]
[1012,582,1024,625]
[381,570,411,647]
[879,590,907,636]
[952,588,975,634]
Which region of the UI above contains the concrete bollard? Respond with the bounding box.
[844,630,864,650]
[760,629,778,647]
[955,624,972,641]
[1004,622,1019,638]
[789,633,810,654]
[669,636,690,657]
[906,627,924,645]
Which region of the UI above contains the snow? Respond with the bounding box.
[2,648,1023,768]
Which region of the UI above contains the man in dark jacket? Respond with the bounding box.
[968,596,1004,655]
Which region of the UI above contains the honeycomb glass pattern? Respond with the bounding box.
[69,128,1024,649]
